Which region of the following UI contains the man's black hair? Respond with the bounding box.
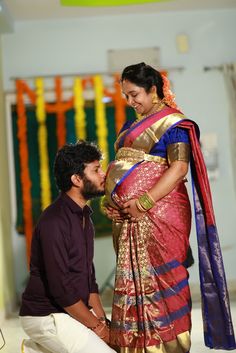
[54,140,102,192]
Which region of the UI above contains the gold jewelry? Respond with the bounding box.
[135,199,146,213]
[138,192,155,211]
[136,100,165,122]
[152,93,158,104]
[146,191,155,204]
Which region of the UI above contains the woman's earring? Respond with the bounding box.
[152,94,158,104]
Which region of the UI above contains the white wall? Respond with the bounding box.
[2,8,236,294]
[0,37,16,320]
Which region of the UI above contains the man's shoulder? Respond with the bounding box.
[37,196,69,226]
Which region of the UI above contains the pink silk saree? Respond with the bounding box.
[105,107,235,353]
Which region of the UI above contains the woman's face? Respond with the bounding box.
[121,79,155,116]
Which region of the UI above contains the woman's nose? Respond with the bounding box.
[127,96,133,106]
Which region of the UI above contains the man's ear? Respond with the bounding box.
[71,174,82,188]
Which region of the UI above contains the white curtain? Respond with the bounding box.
[223,63,236,194]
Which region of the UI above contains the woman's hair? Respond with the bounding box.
[53,140,102,192]
[121,62,164,99]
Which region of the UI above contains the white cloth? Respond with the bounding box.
[20,313,116,353]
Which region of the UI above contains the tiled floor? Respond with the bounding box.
[1,303,236,353]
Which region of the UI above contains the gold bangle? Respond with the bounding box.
[135,199,146,212]
[138,192,155,211]
[146,191,155,204]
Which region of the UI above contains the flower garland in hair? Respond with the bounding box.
[161,73,179,110]
[93,75,109,171]
[16,80,34,264]
[73,77,86,140]
[35,78,51,210]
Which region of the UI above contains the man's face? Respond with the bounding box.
[81,160,105,200]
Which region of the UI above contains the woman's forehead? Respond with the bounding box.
[122,80,141,93]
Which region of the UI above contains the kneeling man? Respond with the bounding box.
[20,141,116,353]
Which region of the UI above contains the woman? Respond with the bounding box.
[104,63,235,353]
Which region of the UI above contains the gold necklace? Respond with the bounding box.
[136,101,166,122]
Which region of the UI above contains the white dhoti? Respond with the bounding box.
[20,313,116,353]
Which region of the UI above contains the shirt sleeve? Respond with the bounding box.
[38,217,82,308]
[90,263,99,294]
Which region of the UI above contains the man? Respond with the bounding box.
[20,141,116,353]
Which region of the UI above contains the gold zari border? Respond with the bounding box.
[116,147,167,165]
[131,113,185,152]
[119,330,190,353]
[167,142,190,164]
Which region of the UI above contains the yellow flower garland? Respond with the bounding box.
[35,78,52,210]
[93,75,109,171]
[73,77,86,140]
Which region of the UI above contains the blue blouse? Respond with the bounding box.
[150,127,190,159]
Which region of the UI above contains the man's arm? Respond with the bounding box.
[88,292,106,319]
[40,217,110,343]
[64,300,110,343]
[64,299,99,327]
[89,262,106,319]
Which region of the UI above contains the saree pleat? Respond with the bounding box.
[110,162,192,352]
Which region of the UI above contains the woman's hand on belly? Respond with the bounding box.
[122,199,145,221]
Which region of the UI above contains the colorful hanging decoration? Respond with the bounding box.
[104,73,127,134]
[15,71,169,260]
[93,75,109,171]
[55,77,66,148]
[73,77,86,140]
[45,77,74,148]
[35,78,52,210]
[16,80,34,264]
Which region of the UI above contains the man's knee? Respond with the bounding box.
[22,339,51,353]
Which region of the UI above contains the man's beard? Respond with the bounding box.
[81,175,105,200]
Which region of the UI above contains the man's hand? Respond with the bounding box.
[103,205,125,222]
[92,320,110,344]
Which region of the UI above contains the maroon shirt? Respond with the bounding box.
[20,193,99,316]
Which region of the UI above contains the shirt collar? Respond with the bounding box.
[60,192,93,215]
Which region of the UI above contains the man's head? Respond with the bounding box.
[54,140,105,200]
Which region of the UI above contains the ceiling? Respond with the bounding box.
[3,0,236,21]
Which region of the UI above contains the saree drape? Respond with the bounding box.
[105,107,236,352]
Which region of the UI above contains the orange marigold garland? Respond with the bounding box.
[104,73,127,135]
[55,77,66,148]
[16,80,34,264]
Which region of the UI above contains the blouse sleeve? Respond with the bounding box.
[166,127,190,164]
